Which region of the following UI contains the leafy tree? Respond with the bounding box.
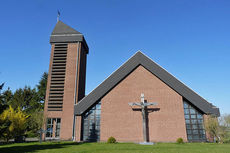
[219,114,230,143]
[0,116,11,141]
[26,111,44,137]
[204,115,219,142]
[223,114,230,128]
[0,106,29,142]
[26,72,47,137]
[0,86,12,114]
[1,88,13,105]
[0,72,48,141]
[8,86,41,114]
[37,72,48,104]
[0,82,4,104]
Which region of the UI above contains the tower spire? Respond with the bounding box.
[57,10,60,22]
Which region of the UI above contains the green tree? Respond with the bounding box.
[204,115,219,142]
[1,88,13,104]
[0,116,11,141]
[37,72,48,104]
[26,111,44,137]
[26,72,47,137]
[0,82,4,104]
[8,86,41,114]
[0,72,47,140]
[0,86,12,114]
[0,106,29,142]
[219,114,230,143]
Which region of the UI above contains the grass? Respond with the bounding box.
[0,141,230,153]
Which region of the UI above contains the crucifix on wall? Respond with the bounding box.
[128,93,158,144]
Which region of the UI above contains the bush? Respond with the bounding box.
[223,138,230,143]
[176,138,184,144]
[107,136,116,143]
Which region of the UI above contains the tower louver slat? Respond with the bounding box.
[48,44,68,111]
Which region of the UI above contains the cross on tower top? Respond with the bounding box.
[57,10,60,22]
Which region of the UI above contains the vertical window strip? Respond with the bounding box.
[183,100,206,142]
[82,101,101,142]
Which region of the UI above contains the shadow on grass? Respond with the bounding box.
[0,142,81,153]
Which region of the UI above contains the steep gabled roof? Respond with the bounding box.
[51,20,82,35]
[74,51,220,116]
[50,20,89,52]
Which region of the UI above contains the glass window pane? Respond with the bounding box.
[191,115,196,119]
[198,124,204,129]
[88,110,93,115]
[193,130,198,134]
[192,124,198,129]
[199,130,205,135]
[197,114,203,119]
[96,103,101,109]
[202,135,206,139]
[184,109,189,114]
[185,115,189,119]
[187,135,192,140]
[96,110,101,115]
[193,135,199,139]
[187,130,192,134]
[190,109,195,114]
[186,124,191,129]
[184,103,188,108]
[191,120,197,124]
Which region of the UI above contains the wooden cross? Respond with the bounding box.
[129,93,157,143]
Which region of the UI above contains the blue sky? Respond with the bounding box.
[0,0,229,114]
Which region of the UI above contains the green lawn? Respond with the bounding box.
[0,141,230,153]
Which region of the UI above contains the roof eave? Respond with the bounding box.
[74,51,219,116]
[50,35,89,54]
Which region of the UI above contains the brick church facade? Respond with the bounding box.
[43,21,220,142]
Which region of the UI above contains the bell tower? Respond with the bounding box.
[44,21,88,140]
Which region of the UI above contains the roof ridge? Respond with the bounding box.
[74,52,219,116]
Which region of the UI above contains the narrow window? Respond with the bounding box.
[82,101,101,142]
[46,118,61,139]
[183,100,206,142]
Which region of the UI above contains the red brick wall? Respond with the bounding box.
[75,116,82,141]
[44,43,84,140]
[60,43,80,140]
[100,65,187,142]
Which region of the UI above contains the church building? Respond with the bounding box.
[43,21,220,143]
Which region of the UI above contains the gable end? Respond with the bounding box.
[74,51,220,116]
